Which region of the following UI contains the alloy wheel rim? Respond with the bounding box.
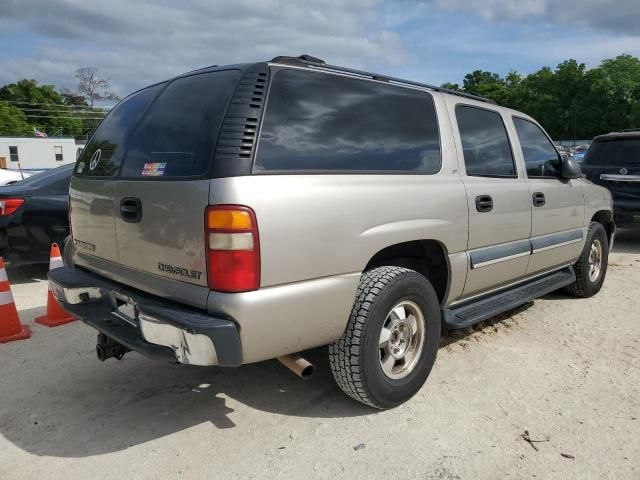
[378,300,425,380]
[588,238,603,283]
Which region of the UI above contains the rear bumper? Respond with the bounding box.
[48,266,242,366]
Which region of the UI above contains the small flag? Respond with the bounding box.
[33,127,48,138]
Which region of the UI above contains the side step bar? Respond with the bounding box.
[442,267,576,329]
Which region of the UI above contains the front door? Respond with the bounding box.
[511,116,585,275]
[451,103,532,297]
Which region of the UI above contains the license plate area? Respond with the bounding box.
[110,293,138,327]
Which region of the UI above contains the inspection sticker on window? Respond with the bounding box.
[142,162,166,176]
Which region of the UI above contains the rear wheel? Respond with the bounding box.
[566,222,608,298]
[329,266,441,409]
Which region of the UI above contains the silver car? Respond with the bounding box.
[49,55,614,408]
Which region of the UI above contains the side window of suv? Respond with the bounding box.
[513,117,561,178]
[456,105,516,177]
[255,69,441,173]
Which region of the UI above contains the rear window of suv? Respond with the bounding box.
[76,69,240,179]
[584,138,640,166]
[76,83,165,177]
[254,69,441,173]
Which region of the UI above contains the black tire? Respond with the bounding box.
[565,222,608,298]
[329,266,441,409]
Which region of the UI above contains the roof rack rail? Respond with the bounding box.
[620,128,640,133]
[269,55,496,105]
[183,65,219,75]
[270,54,326,66]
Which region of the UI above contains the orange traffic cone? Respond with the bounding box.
[0,257,31,343]
[35,243,76,327]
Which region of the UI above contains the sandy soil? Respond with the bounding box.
[1,230,639,479]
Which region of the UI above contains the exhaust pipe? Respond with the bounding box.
[277,354,314,379]
[96,333,129,361]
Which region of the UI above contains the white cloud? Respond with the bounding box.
[420,0,640,36]
[0,0,408,95]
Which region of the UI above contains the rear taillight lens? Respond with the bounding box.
[0,198,24,216]
[205,205,260,293]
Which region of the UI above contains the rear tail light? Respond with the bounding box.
[205,205,260,292]
[0,198,24,216]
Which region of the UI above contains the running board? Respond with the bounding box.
[442,267,575,329]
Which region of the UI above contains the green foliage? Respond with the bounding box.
[0,101,33,135]
[442,54,640,139]
[441,82,461,91]
[0,79,87,137]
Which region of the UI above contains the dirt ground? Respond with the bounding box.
[1,230,639,480]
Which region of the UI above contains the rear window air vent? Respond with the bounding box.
[213,65,270,176]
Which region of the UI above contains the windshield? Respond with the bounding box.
[584,138,640,166]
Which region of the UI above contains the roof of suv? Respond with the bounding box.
[267,55,497,105]
[593,129,640,141]
[172,54,497,106]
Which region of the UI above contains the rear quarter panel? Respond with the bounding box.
[210,174,468,288]
[208,173,468,363]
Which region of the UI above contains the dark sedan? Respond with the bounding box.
[0,164,73,265]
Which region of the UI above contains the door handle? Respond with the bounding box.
[475,195,493,213]
[120,197,142,223]
[532,192,546,207]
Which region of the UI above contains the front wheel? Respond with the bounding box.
[566,222,609,298]
[329,266,441,409]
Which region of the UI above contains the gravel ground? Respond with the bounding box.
[1,230,639,479]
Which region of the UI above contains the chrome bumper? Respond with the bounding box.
[48,266,242,367]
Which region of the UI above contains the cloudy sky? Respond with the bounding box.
[1,0,639,99]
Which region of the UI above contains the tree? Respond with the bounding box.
[60,87,88,106]
[0,101,33,135]
[447,54,640,139]
[0,79,85,137]
[461,70,510,105]
[75,67,120,107]
[440,82,461,91]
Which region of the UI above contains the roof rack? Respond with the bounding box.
[269,55,497,105]
[620,128,640,133]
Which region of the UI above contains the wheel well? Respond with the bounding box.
[364,240,449,304]
[591,210,614,244]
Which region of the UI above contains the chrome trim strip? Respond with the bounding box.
[530,228,583,252]
[469,239,531,270]
[468,228,584,270]
[472,250,530,269]
[532,237,582,254]
[600,174,640,183]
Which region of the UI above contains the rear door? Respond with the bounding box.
[511,117,585,275]
[70,69,242,307]
[114,70,241,289]
[450,103,532,297]
[71,84,165,263]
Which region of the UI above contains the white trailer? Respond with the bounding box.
[0,137,79,171]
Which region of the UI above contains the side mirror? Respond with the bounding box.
[561,156,582,179]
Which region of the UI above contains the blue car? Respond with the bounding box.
[573,146,588,162]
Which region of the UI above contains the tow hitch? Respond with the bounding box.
[96,333,129,361]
